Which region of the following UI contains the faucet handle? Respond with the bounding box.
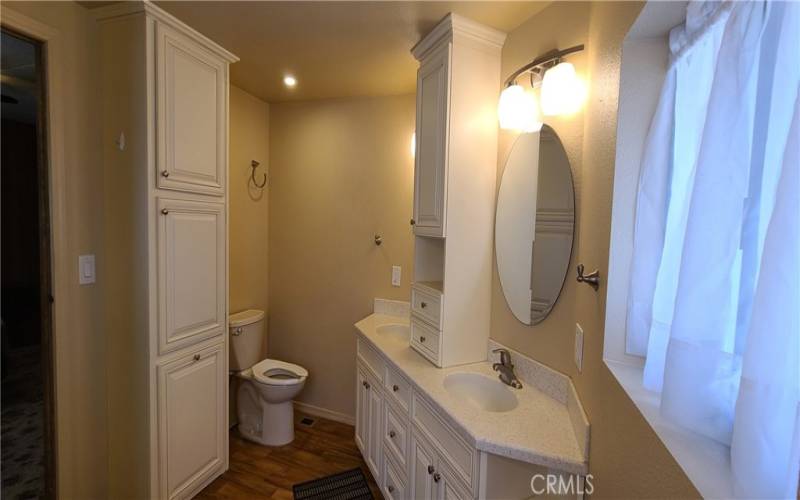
[492,348,512,366]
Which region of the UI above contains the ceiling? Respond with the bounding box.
[1,30,39,124]
[150,1,550,103]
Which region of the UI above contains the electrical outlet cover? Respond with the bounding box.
[391,265,401,287]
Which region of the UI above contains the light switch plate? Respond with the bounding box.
[79,254,96,285]
[574,323,584,372]
[391,265,401,287]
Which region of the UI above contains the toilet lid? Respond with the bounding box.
[252,358,308,386]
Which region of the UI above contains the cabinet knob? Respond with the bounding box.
[161,208,169,215]
[389,430,396,438]
[433,472,441,483]
[427,465,435,475]
[392,384,399,392]
[233,327,243,336]
[363,380,370,389]
[387,485,395,493]
[410,218,416,226]
[420,302,427,309]
[420,336,426,343]
[161,170,169,178]
[193,354,201,361]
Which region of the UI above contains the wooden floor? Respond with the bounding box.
[197,412,383,499]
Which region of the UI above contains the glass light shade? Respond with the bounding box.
[498,84,542,133]
[540,62,585,116]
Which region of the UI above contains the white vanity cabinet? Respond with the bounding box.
[97,3,238,498]
[410,14,506,368]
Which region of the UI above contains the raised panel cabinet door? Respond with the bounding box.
[157,344,225,499]
[158,198,226,355]
[413,43,450,237]
[156,21,226,196]
[437,461,471,500]
[411,430,437,500]
[355,367,369,455]
[366,379,384,482]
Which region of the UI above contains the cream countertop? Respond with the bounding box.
[355,312,589,475]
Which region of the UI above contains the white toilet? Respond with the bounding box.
[229,309,308,446]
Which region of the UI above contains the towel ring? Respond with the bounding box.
[250,160,267,188]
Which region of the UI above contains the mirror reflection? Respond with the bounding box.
[495,125,575,325]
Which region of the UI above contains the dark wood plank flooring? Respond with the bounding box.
[197,411,383,499]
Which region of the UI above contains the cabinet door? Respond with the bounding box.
[158,198,226,355]
[157,344,226,499]
[366,378,384,482]
[437,461,471,500]
[156,21,226,196]
[355,367,369,455]
[413,43,450,237]
[410,430,437,500]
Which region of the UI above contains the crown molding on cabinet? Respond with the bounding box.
[90,0,239,63]
[411,12,507,62]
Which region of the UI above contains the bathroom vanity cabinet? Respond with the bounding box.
[96,3,238,498]
[355,335,575,500]
[410,14,506,367]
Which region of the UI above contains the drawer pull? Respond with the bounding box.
[388,430,396,438]
[387,485,395,493]
[161,208,169,215]
[433,472,441,483]
[362,380,370,389]
[420,336,426,343]
[427,465,435,475]
[392,384,399,392]
[161,170,169,178]
[420,302,427,309]
[232,327,243,336]
[193,354,201,361]
[410,218,416,226]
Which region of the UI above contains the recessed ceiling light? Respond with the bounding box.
[283,75,297,88]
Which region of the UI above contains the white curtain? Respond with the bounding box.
[627,1,800,497]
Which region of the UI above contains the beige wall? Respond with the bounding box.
[2,2,108,498]
[490,2,699,497]
[268,95,415,418]
[229,86,270,341]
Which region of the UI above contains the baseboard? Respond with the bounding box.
[294,401,355,426]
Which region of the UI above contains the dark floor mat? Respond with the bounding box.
[293,467,374,500]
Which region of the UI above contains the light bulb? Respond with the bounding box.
[540,62,585,116]
[498,84,542,133]
[283,75,297,88]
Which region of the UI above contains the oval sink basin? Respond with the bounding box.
[375,323,409,342]
[443,372,518,413]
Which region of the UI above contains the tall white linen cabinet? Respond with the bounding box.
[95,3,238,499]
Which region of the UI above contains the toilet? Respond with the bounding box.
[229,309,308,446]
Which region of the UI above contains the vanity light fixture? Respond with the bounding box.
[283,75,297,88]
[498,45,585,130]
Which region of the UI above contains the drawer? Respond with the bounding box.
[385,365,412,412]
[357,337,385,383]
[410,317,441,365]
[411,285,442,327]
[412,393,476,494]
[383,400,410,471]
[382,452,407,500]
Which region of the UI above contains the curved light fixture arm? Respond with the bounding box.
[503,44,585,87]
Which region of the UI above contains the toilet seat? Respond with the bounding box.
[251,359,308,386]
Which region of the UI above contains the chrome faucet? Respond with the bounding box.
[492,348,522,389]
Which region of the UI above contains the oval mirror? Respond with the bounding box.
[495,125,575,325]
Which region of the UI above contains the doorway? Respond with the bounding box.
[1,28,55,499]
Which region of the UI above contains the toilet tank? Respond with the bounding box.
[229,309,265,371]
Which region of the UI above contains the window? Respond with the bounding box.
[607,2,799,498]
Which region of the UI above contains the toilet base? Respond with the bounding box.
[237,382,296,446]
